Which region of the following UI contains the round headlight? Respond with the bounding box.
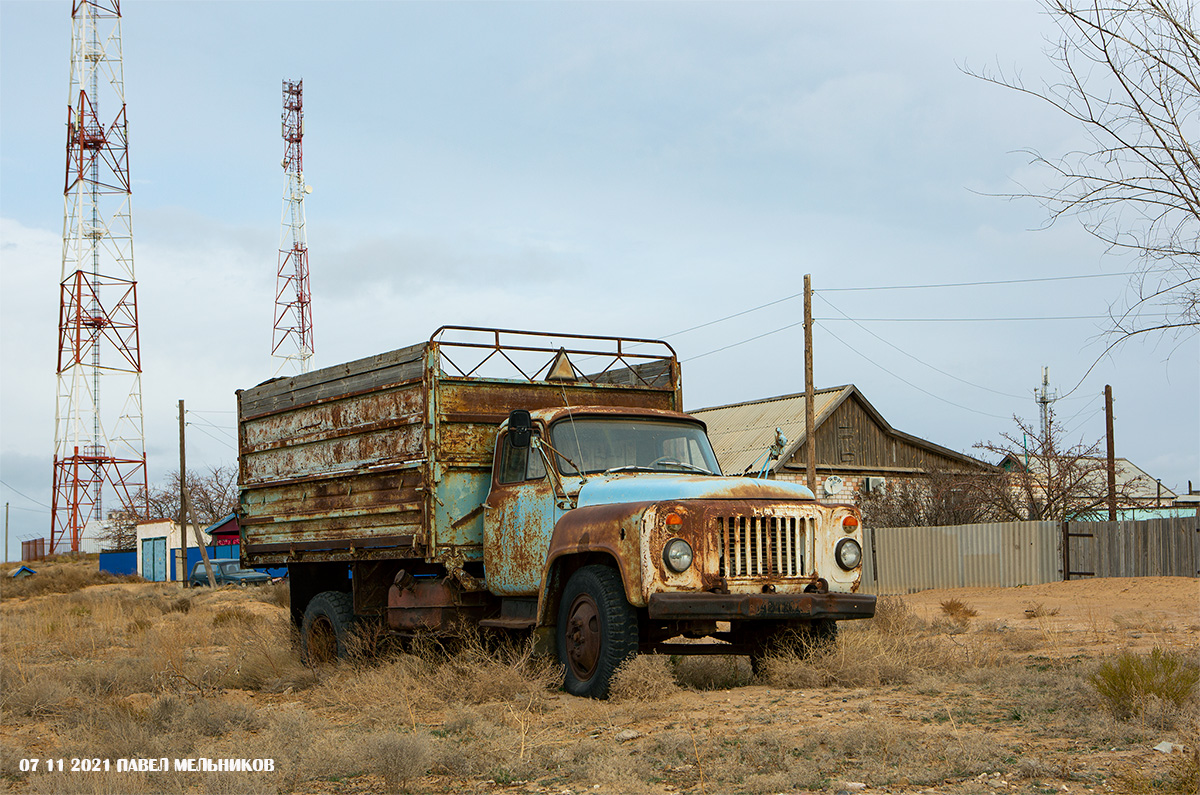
[663,539,694,573]
[835,538,862,571]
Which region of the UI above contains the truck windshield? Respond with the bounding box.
[550,418,721,476]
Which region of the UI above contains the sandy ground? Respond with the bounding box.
[2,571,1196,795]
[902,576,1200,655]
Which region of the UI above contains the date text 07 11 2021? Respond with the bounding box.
[19,758,276,773]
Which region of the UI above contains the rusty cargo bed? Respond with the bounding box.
[237,327,680,567]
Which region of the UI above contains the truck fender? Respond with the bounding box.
[535,501,652,627]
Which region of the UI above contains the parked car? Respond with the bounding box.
[188,561,271,587]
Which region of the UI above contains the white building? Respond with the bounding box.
[134,519,198,582]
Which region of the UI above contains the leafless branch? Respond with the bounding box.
[967,0,1199,344]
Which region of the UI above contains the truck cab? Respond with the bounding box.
[483,405,873,697]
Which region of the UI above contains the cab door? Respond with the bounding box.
[483,429,559,596]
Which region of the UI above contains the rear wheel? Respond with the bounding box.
[557,565,639,699]
[300,591,357,664]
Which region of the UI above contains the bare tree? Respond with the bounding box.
[975,408,1147,521]
[103,466,239,550]
[858,465,1008,528]
[973,0,1199,345]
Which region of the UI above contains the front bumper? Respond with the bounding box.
[647,591,876,621]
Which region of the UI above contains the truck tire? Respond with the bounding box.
[300,591,357,664]
[557,565,639,699]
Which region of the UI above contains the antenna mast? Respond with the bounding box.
[1035,366,1058,445]
[51,0,147,553]
[272,79,314,374]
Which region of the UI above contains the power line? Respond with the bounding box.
[1059,393,1103,427]
[817,294,1034,400]
[1066,406,1105,438]
[683,320,805,362]
[0,479,51,509]
[662,271,1134,339]
[815,315,1108,323]
[186,423,237,451]
[819,322,1013,420]
[7,505,49,515]
[819,272,1137,293]
[186,412,236,440]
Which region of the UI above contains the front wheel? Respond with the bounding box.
[300,591,357,664]
[557,565,639,699]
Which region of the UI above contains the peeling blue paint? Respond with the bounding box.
[576,474,815,507]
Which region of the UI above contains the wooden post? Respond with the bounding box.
[1104,385,1117,521]
[183,482,217,587]
[804,274,816,494]
[178,399,188,584]
[1062,520,1071,581]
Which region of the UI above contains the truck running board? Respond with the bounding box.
[478,616,537,630]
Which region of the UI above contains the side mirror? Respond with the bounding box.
[508,409,532,448]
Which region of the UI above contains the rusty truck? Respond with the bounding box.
[237,326,874,698]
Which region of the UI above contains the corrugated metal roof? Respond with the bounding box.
[690,386,851,475]
[1005,455,1177,502]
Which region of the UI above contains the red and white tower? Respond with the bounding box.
[272,79,314,374]
[51,0,147,553]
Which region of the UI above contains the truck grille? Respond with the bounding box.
[717,515,806,578]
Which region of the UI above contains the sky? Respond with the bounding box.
[1,1,1196,560]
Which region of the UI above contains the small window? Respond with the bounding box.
[498,433,546,484]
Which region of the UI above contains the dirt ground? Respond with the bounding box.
[1,565,1196,795]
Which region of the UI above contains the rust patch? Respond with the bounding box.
[387,576,494,632]
[537,501,653,624]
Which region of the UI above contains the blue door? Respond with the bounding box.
[141,537,166,582]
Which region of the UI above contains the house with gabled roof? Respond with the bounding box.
[998,452,1184,520]
[690,385,992,503]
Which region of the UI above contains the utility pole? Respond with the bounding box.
[1104,385,1117,521]
[4,503,8,563]
[178,399,187,584]
[804,274,816,494]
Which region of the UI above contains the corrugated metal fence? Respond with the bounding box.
[862,516,1198,594]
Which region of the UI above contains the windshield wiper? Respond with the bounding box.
[651,459,714,475]
[603,465,658,474]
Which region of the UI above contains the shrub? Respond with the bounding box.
[940,598,978,621]
[674,654,750,690]
[364,731,433,787]
[212,606,259,627]
[610,655,679,701]
[1088,647,1200,721]
[870,595,924,635]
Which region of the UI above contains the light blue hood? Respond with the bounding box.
[575,473,815,508]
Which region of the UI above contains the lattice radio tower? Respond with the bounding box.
[272,79,314,374]
[51,0,147,553]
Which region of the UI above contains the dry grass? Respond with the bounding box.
[940,597,978,620]
[2,560,1196,794]
[609,654,679,700]
[0,555,142,600]
[1024,601,1061,618]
